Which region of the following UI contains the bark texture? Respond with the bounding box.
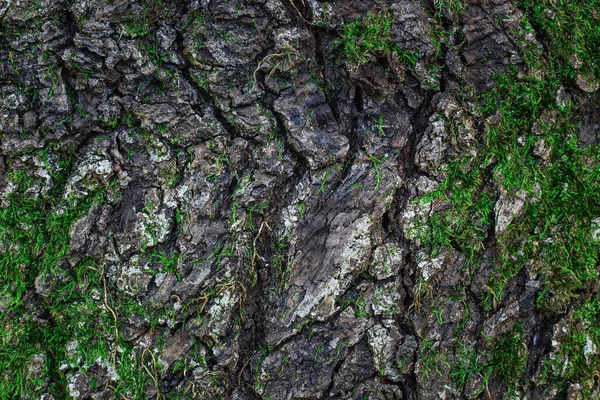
[1,0,600,399]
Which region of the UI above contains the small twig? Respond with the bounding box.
[252,46,299,89]
[103,275,119,366]
[107,384,130,400]
[485,377,492,400]
[287,0,316,26]
[142,348,163,400]
[185,281,247,326]
[195,294,209,315]
[238,357,252,386]
[251,221,272,279]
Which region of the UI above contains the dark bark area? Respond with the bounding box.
[1,0,599,399]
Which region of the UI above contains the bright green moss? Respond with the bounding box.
[337,7,417,69]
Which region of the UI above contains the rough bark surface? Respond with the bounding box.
[1,0,600,399]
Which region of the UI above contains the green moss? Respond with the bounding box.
[0,151,116,397]
[486,327,528,393]
[337,8,393,65]
[418,339,449,380]
[522,0,600,84]
[541,296,600,396]
[0,150,174,399]
[419,64,600,312]
[450,327,527,397]
[120,0,177,40]
[270,236,290,294]
[336,7,417,69]
[433,0,465,22]
[417,7,600,395]
[148,251,183,280]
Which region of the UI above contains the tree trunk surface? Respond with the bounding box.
[1,0,600,399]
